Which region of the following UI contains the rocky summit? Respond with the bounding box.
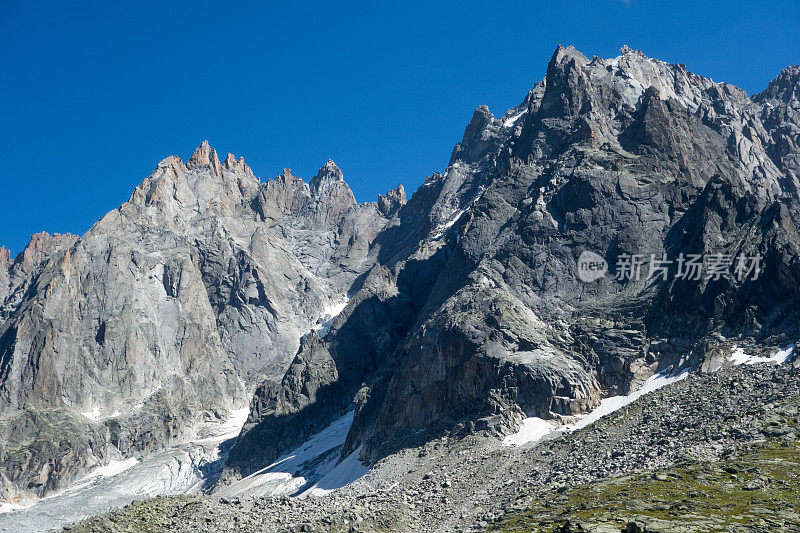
[1,45,800,532]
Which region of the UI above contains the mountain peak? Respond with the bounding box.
[12,232,78,278]
[618,44,645,56]
[321,159,343,178]
[304,160,356,223]
[550,44,589,68]
[188,140,223,176]
[0,245,10,267]
[156,155,185,170]
[377,183,406,216]
[310,160,345,194]
[756,65,800,104]
[223,151,255,177]
[460,106,494,143]
[280,167,301,181]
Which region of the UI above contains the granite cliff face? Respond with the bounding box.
[342,46,800,461]
[0,233,78,312]
[2,45,800,504]
[221,45,800,480]
[0,247,10,305]
[0,143,398,499]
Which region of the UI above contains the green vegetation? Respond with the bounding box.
[493,437,800,532]
[68,495,202,533]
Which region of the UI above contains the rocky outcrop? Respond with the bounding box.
[3,46,800,506]
[344,46,800,461]
[0,233,78,313]
[377,184,406,217]
[222,45,800,479]
[306,160,357,225]
[11,233,78,281]
[0,247,10,304]
[755,65,800,192]
[0,141,402,499]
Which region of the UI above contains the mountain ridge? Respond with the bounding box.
[1,46,799,522]
[0,140,404,500]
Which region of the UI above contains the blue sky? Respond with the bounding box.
[1,1,798,255]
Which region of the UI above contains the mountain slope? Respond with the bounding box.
[222,45,800,482]
[0,143,400,499]
[1,45,799,519]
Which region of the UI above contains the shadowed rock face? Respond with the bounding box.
[3,46,800,499]
[220,45,800,480]
[0,142,399,499]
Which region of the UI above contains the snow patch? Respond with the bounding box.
[78,458,139,483]
[311,297,350,338]
[195,406,250,443]
[0,405,251,531]
[503,109,527,127]
[303,446,369,497]
[432,209,467,239]
[729,343,796,366]
[503,368,690,447]
[81,407,101,421]
[0,501,32,515]
[217,411,368,499]
[82,405,135,422]
[569,369,689,432]
[431,187,486,240]
[502,417,557,447]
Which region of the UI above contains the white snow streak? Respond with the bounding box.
[503,109,527,127]
[311,297,350,338]
[729,343,796,366]
[569,369,689,432]
[0,502,31,515]
[503,368,690,447]
[432,209,467,239]
[303,446,369,497]
[431,186,486,240]
[216,411,368,499]
[77,458,140,483]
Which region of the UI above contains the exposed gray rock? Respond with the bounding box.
[8,233,79,289]
[2,46,800,522]
[0,232,78,317]
[225,45,800,478]
[0,247,9,305]
[0,141,400,499]
[341,45,800,462]
[377,184,406,217]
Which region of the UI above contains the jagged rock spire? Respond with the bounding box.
[305,160,356,224]
[15,232,78,275]
[756,65,800,104]
[222,151,256,178]
[377,183,406,217]
[188,140,223,177]
[279,168,301,181]
[309,159,345,193]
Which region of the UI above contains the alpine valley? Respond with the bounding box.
[2,45,800,532]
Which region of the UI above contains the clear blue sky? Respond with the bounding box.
[1,1,798,255]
